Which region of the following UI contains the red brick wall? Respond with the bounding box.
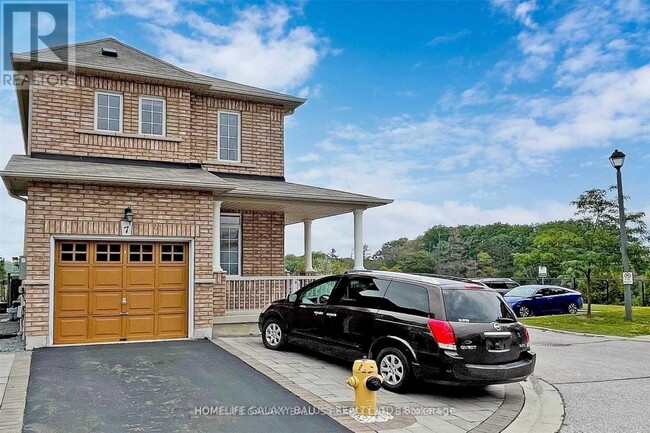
[241,211,285,276]
[30,71,285,176]
[23,182,215,338]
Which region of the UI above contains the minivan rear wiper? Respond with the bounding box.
[495,317,516,323]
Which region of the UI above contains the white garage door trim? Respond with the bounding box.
[48,235,195,347]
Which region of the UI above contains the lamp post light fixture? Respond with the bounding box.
[609,149,633,321]
[124,207,134,223]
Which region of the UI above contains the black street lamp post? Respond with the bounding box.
[609,149,632,321]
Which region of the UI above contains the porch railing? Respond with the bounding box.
[225,275,321,311]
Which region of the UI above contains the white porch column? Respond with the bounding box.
[213,200,223,272]
[304,220,314,272]
[353,209,365,270]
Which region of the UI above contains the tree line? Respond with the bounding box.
[285,189,650,307]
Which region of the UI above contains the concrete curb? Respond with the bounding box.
[526,325,650,342]
[500,376,564,433]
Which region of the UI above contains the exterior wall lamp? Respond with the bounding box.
[124,207,134,223]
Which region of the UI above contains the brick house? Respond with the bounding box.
[1,38,391,349]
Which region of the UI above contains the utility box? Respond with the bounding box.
[18,256,27,280]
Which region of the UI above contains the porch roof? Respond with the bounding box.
[1,156,393,224]
[1,155,234,194]
[216,173,393,225]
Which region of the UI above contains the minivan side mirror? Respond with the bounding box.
[288,293,298,303]
[533,293,543,298]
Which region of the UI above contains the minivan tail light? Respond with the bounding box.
[428,319,456,351]
[522,326,530,346]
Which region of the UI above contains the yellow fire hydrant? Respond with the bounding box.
[346,356,383,416]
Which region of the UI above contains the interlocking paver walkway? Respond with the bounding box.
[215,337,525,433]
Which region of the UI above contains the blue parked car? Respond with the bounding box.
[504,285,583,317]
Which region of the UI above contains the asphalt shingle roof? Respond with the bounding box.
[1,156,392,212]
[12,38,305,112]
[0,155,233,194]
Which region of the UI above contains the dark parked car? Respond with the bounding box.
[259,270,535,391]
[474,278,520,296]
[504,285,583,317]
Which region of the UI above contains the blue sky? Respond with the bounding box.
[1,0,649,259]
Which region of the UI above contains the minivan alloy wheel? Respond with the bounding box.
[262,319,286,350]
[567,302,579,314]
[380,354,404,386]
[265,323,282,346]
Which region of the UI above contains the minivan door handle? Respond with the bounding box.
[326,312,337,317]
[314,311,324,316]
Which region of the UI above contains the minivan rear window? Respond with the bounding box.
[442,289,515,323]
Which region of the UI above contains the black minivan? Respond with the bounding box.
[259,270,535,391]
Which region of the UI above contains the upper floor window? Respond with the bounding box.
[140,97,165,136]
[95,91,122,132]
[218,111,240,162]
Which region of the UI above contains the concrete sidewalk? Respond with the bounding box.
[0,352,31,433]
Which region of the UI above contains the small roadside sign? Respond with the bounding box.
[623,272,634,285]
[538,266,548,278]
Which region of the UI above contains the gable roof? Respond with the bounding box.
[12,37,305,112]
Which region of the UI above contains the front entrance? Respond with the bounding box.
[53,241,189,344]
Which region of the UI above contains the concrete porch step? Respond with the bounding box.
[213,309,263,337]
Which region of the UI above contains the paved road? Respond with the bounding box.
[529,328,650,433]
[24,340,351,433]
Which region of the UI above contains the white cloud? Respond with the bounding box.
[94,0,182,25]
[298,84,322,99]
[151,6,325,91]
[491,0,538,28]
[295,153,320,163]
[427,29,471,46]
[97,3,327,91]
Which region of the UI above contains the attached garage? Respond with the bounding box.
[54,240,189,344]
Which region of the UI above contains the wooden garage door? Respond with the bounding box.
[54,241,188,344]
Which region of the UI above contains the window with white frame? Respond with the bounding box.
[218,111,240,162]
[95,92,122,132]
[220,214,241,275]
[140,97,165,136]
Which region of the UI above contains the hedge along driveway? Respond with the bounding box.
[24,339,351,433]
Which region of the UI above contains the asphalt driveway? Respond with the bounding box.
[24,339,350,433]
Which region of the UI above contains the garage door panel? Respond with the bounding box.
[127,291,155,314]
[158,267,188,289]
[55,292,89,317]
[55,241,189,344]
[90,316,122,341]
[92,267,123,290]
[157,314,187,337]
[158,290,187,313]
[125,315,155,339]
[91,292,122,316]
[56,268,90,291]
[54,317,88,343]
[126,267,156,290]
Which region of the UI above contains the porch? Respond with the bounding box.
[213,275,321,336]
[211,174,392,335]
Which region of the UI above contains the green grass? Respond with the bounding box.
[520,304,650,337]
